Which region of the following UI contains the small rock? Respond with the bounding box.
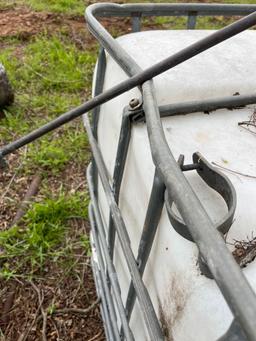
[0,63,14,111]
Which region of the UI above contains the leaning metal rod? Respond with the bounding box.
[1,11,256,158]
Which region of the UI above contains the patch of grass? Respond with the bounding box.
[0,34,94,174]
[3,0,87,16]
[0,192,89,279]
[26,125,89,174]
[1,34,95,130]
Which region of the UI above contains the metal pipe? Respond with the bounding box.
[91,256,114,340]
[89,3,256,18]
[108,109,132,260]
[159,93,256,117]
[124,170,165,326]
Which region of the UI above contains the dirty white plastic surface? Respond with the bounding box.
[85,30,256,340]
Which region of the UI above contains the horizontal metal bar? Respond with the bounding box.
[2,9,256,159]
[85,116,164,341]
[159,93,256,117]
[131,93,256,122]
[90,3,256,18]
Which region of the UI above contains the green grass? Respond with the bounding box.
[0,0,87,15]
[0,34,95,173]
[0,192,89,279]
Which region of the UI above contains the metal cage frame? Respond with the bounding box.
[1,3,256,340]
[85,4,256,341]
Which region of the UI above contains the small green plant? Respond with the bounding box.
[29,140,70,172]
[0,192,89,279]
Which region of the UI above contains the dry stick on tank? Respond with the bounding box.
[232,237,256,268]
[238,109,256,133]
[212,162,256,180]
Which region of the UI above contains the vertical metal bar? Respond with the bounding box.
[91,257,113,341]
[85,117,164,340]
[108,109,132,259]
[131,13,141,32]
[217,320,247,341]
[187,11,197,29]
[92,47,107,139]
[91,47,107,205]
[124,169,165,324]
[88,166,135,341]
[89,204,121,340]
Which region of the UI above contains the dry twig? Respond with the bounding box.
[29,281,47,341]
[11,173,41,226]
[51,297,100,317]
[212,162,256,180]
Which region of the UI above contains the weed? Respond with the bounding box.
[0,192,89,279]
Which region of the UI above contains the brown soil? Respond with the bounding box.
[0,6,132,47]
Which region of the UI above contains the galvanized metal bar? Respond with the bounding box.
[87,166,135,341]
[131,93,256,123]
[92,47,107,139]
[1,10,256,158]
[124,170,165,325]
[159,93,256,117]
[85,116,164,341]
[88,203,121,340]
[131,13,141,32]
[187,11,197,29]
[89,3,256,18]
[91,47,107,202]
[108,108,132,260]
[217,319,247,341]
[91,256,114,341]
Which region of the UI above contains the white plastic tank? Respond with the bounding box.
[87,30,256,340]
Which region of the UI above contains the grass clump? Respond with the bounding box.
[0,192,89,279]
[0,34,94,174]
